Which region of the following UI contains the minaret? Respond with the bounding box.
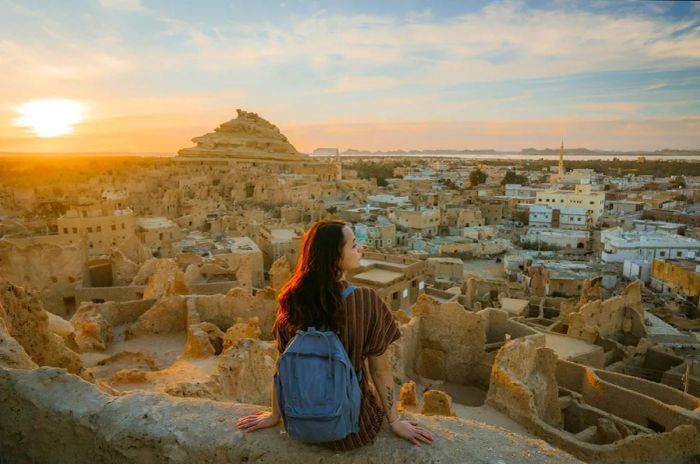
[558,138,564,178]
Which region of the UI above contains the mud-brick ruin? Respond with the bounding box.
[2,248,700,463]
[1,111,700,463]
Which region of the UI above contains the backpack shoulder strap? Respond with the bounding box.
[342,285,358,300]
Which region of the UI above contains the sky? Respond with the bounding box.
[1,0,700,153]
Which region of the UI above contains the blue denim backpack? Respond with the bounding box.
[275,285,362,443]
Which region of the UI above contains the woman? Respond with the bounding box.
[236,220,433,449]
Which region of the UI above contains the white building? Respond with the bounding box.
[528,205,591,230]
[524,228,589,250]
[559,208,592,229]
[529,204,553,228]
[632,220,685,235]
[535,183,605,224]
[601,227,700,263]
[504,184,541,198]
[353,217,397,249]
[607,200,644,216]
[366,194,410,207]
[622,260,652,283]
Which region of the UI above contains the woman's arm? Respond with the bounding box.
[235,378,281,432]
[368,351,433,446]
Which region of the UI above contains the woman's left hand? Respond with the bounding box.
[236,411,281,433]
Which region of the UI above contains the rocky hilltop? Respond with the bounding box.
[178,109,309,162]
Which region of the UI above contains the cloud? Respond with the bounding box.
[327,76,400,93]
[0,39,130,81]
[645,82,667,91]
[574,102,641,113]
[152,3,700,91]
[98,0,144,12]
[1,0,699,151]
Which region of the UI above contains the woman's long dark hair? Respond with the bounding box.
[273,220,347,336]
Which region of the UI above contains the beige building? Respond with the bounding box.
[457,208,484,228]
[478,200,505,225]
[651,259,700,301]
[256,225,302,270]
[425,257,464,284]
[347,252,425,312]
[58,205,135,255]
[391,207,440,237]
[135,217,181,258]
[353,219,396,250]
[535,183,605,224]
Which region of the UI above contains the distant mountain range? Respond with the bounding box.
[338,148,700,156]
[341,148,499,155]
[520,148,700,156]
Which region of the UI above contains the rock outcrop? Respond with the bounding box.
[178,109,310,162]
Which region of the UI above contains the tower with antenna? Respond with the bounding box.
[558,138,565,179]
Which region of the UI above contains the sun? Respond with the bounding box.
[14,98,87,137]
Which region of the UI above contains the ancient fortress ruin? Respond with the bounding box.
[1,111,699,463]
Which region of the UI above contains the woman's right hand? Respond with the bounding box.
[390,419,433,447]
[236,411,280,433]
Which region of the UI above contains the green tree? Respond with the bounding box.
[670,176,686,189]
[501,169,528,186]
[469,168,487,187]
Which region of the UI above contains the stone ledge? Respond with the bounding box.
[0,367,582,463]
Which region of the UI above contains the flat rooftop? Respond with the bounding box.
[544,333,602,360]
[499,298,529,316]
[655,259,700,273]
[604,228,700,248]
[360,258,410,269]
[136,217,176,230]
[271,229,298,241]
[353,269,403,285]
[426,257,463,265]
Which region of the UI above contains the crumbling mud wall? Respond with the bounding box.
[192,288,277,339]
[486,337,700,463]
[0,279,82,374]
[0,367,583,464]
[71,299,156,351]
[388,295,488,385]
[0,241,85,316]
[388,296,538,391]
[566,281,646,345]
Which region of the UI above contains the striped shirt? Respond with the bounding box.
[274,280,401,451]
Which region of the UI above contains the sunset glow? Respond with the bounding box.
[13,99,87,138]
[0,1,699,152]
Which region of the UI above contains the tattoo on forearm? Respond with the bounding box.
[386,385,394,410]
